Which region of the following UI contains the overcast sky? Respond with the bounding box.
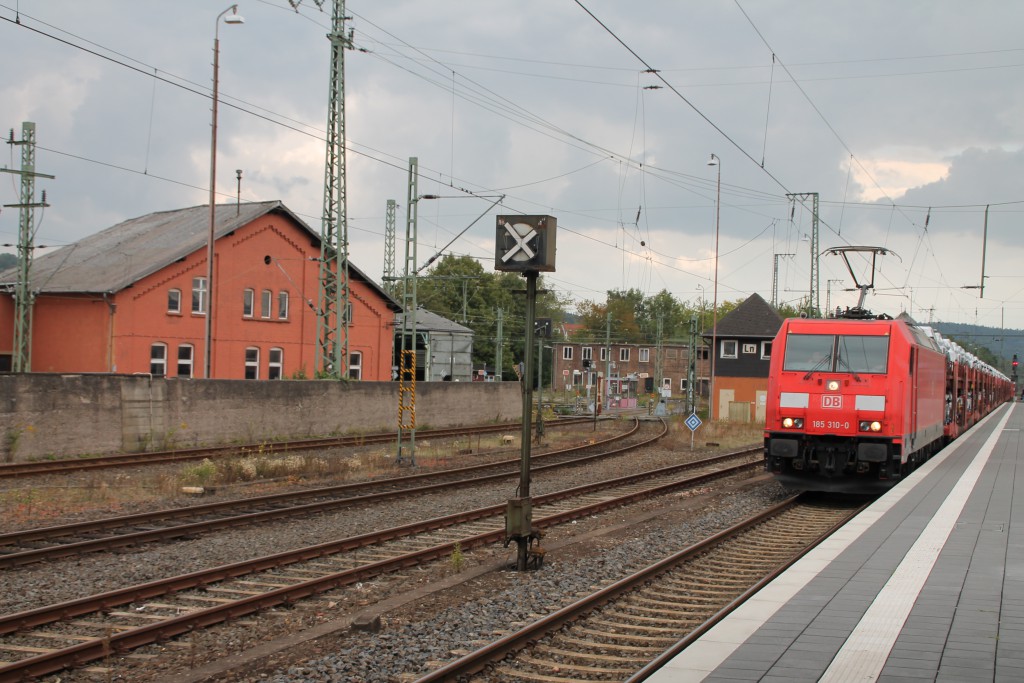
[2,1,1023,330]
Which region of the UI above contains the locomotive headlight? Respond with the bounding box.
[870,421,882,432]
[827,380,840,391]
[782,417,803,429]
[783,417,794,428]
[859,420,883,432]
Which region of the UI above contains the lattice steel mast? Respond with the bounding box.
[3,122,53,373]
[292,0,352,378]
[787,192,819,316]
[383,199,397,296]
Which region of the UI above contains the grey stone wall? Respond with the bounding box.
[0,374,521,461]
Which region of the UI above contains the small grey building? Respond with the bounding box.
[394,308,474,382]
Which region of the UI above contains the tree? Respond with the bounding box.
[638,289,690,340]
[415,254,570,381]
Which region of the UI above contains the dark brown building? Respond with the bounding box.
[703,293,783,421]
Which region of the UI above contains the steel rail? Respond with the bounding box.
[0,417,595,478]
[0,420,644,567]
[0,448,760,681]
[413,494,863,682]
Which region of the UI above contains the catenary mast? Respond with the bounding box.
[291,0,352,378]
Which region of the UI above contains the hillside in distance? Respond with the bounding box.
[931,321,1024,372]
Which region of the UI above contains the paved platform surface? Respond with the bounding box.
[647,402,1022,682]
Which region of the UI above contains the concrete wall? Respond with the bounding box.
[0,374,522,461]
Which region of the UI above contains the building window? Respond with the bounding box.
[721,340,738,359]
[698,348,709,360]
[167,289,181,314]
[619,348,630,362]
[177,344,194,378]
[582,346,593,361]
[761,341,773,360]
[245,347,260,380]
[639,348,650,363]
[562,346,574,361]
[243,288,254,318]
[342,301,354,324]
[742,343,757,354]
[348,351,362,380]
[572,369,583,386]
[278,291,289,320]
[268,348,283,380]
[679,377,688,391]
[150,343,167,376]
[192,277,207,314]
[260,290,272,319]
[600,347,609,362]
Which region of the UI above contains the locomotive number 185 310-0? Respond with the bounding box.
[812,420,850,430]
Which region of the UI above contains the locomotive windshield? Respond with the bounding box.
[783,333,889,374]
[837,335,889,373]
[783,334,833,371]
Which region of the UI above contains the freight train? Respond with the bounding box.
[763,309,1013,494]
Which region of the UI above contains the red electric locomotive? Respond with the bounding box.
[763,311,1011,494]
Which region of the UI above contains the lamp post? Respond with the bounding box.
[707,153,721,420]
[204,4,244,379]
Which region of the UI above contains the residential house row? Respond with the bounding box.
[550,293,783,421]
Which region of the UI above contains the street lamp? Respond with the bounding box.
[707,153,721,420]
[204,4,244,379]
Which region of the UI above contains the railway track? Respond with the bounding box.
[0,445,761,681]
[0,419,647,568]
[415,493,865,683]
[0,418,596,478]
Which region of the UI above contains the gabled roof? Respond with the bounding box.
[0,201,399,309]
[704,292,783,339]
[395,307,474,335]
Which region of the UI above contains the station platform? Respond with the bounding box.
[647,401,1023,682]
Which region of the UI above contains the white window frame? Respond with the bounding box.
[761,341,773,360]
[268,347,283,380]
[260,290,272,319]
[348,351,362,380]
[192,277,207,315]
[721,340,738,359]
[167,289,181,315]
[278,291,289,320]
[619,347,630,362]
[600,347,609,362]
[150,343,167,376]
[562,346,573,361]
[582,346,593,361]
[679,377,688,391]
[639,348,650,363]
[245,347,260,380]
[243,288,254,318]
[176,344,194,378]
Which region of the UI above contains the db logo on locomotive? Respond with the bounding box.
[821,395,843,409]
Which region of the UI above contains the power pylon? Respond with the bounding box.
[787,192,819,316]
[2,122,54,373]
[291,0,353,378]
[383,199,397,297]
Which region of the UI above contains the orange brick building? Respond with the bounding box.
[0,201,400,380]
